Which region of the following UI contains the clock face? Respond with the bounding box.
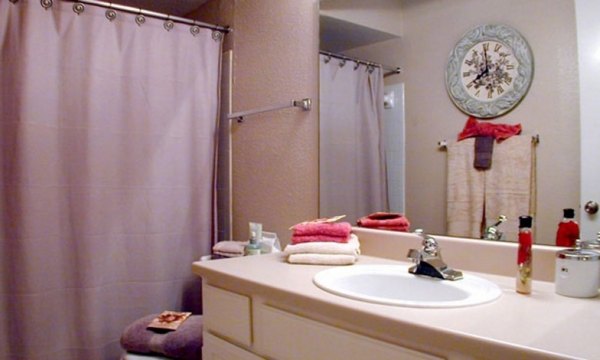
[445,25,534,118]
[460,40,519,101]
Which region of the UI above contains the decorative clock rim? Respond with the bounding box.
[445,24,534,119]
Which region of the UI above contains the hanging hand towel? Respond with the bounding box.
[484,136,536,242]
[474,136,494,170]
[446,138,486,238]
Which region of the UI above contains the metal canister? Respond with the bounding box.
[555,248,600,298]
[580,232,600,251]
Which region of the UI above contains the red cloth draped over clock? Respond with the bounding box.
[458,116,522,141]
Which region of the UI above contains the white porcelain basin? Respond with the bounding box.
[313,264,502,308]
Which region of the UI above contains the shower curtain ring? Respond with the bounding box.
[211,31,223,41]
[190,23,201,37]
[339,59,346,68]
[353,61,360,70]
[105,4,117,22]
[164,16,175,31]
[72,2,85,15]
[40,0,53,9]
[135,9,146,26]
[324,55,331,64]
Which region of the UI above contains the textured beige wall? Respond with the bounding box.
[230,0,320,243]
[191,0,319,245]
[346,0,579,245]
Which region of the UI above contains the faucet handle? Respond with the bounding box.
[414,229,439,256]
[422,237,439,256]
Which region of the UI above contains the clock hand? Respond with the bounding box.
[484,48,488,68]
[482,48,490,76]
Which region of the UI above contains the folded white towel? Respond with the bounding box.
[283,234,360,256]
[212,240,248,257]
[213,250,244,258]
[286,253,357,265]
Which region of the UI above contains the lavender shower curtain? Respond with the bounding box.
[0,1,221,359]
[319,55,388,222]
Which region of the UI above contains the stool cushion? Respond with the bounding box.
[120,314,203,360]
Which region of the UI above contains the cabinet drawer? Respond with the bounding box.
[254,304,443,360]
[203,332,264,360]
[203,284,252,347]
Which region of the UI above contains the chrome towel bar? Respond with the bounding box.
[228,98,312,123]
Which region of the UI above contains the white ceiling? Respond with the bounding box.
[111,0,208,17]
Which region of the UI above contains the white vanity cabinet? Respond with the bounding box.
[201,283,441,360]
[194,253,600,360]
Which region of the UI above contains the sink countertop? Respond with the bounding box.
[193,253,600,359]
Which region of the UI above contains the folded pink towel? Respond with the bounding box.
[362,225,409,232]
[291,234,350,245]
[120,314,202,360]
[357,212,410,231]
[291,221,352,238]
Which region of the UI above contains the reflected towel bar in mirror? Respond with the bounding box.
[438,134,540,150]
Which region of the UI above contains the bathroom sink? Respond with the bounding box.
[313,264,502,308]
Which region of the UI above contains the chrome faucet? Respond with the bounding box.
[483,215,507,241]
[407,229,463,281]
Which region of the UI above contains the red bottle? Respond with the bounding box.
[556,208,580,247]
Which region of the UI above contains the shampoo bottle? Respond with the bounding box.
[555,208,580,247]
[517,215,533,294]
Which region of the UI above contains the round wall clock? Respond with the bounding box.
[445,24,534,118]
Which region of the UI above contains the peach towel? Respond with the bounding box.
[446,136,535,240]
[286,253,357,265]
[284,234,360,256]
[284,234,360,265]
[446,139,485,238]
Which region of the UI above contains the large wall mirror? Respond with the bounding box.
[318,0,600,246]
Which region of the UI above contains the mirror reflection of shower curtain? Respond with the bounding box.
[319,55,388,223]
[0,1,221,358]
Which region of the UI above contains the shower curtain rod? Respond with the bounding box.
[319,50,402,77]
[62,0,231,33]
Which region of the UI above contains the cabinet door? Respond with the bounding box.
[254,304,443,360]
[203,284,252,347]
[203,332,264,360]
